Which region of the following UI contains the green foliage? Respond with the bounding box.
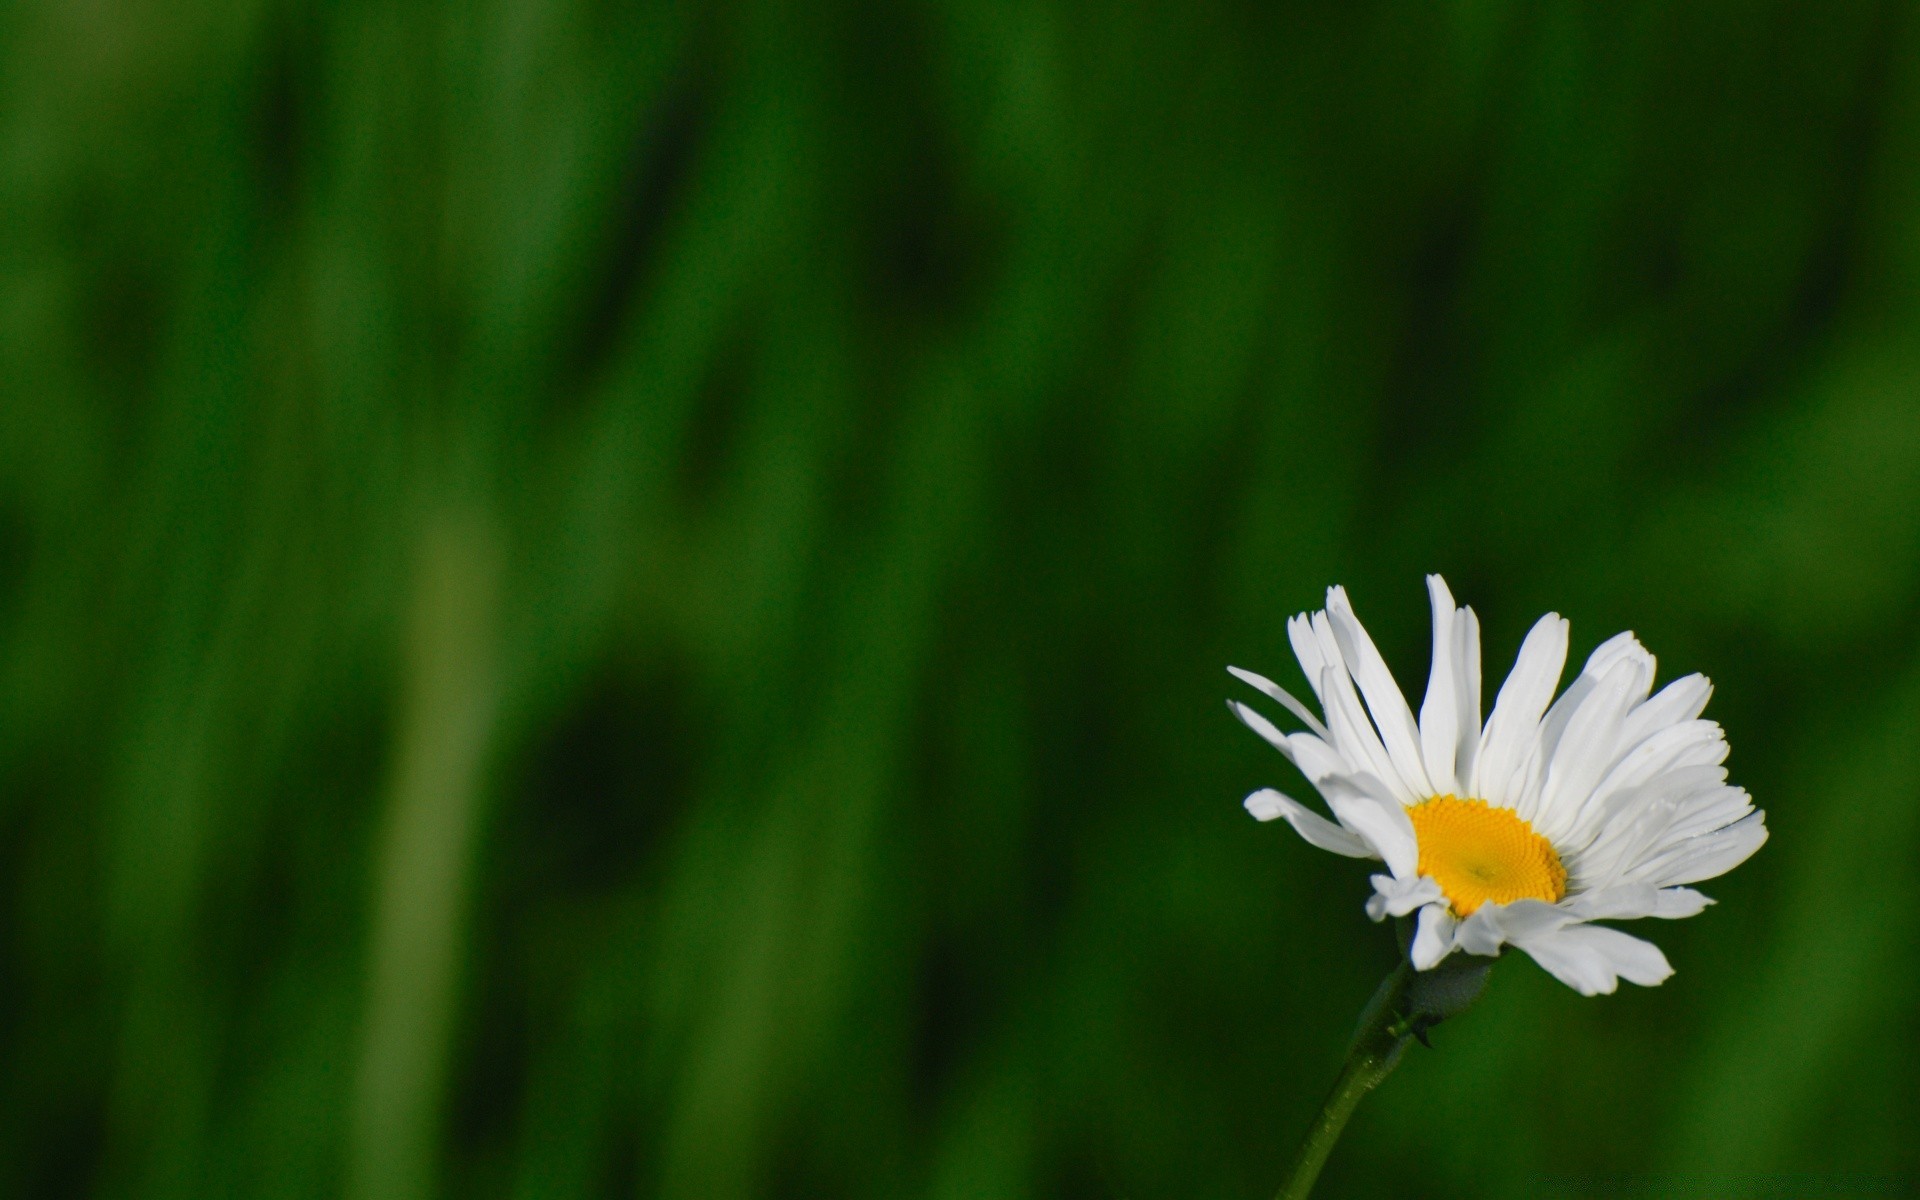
[2,1,1915,1197]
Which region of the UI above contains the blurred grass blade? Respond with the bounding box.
[347,501,501,1200]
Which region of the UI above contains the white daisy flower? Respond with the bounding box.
[1229,575,1767,996]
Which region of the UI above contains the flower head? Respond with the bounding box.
[1229,576,1766,995]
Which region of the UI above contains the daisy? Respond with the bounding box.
[1228,576,1767,996]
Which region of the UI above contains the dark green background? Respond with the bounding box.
[3,2,1916,1197]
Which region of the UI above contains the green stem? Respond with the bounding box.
[1275,963,1415,1200]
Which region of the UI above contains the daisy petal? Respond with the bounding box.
[1228,665,1332,741]
[1410,903,1458,969]
[1327,586,1434,797]
[1473,612,1569,807]
[1365,873,1443,921]
[1226,700,1295,759]
[1569,719,1730,851]
[1319,664,1419,803]
[1282,731,1351,786]
[1287,613,1332,708]
[1567,885,1714,921]
[1542,634,1655,745]
[1619,673,1713,750]
[1650,887,1715,918]
[1484,897,1571,941]
[1419,575,1461,795]
[1324,774,1419,878]
[1453,605,1483,784]
[1580,926,1675,987]
[1244,788,1377,858]
[1633,811,1769,886]
[1452,906,1508,956]
[1533,656,1648,837]
[1513,923,1673,995]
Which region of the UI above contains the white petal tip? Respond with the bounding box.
[1244,789,1286,821]
[1226,665,1273,693]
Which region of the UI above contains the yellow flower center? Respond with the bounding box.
[1407,795,1567,917]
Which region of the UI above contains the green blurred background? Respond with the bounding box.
[3,1,1918,1197]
